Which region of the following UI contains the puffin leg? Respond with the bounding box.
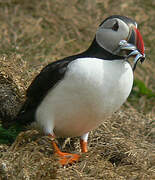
[80,133,89,153]
[48,134,80,165]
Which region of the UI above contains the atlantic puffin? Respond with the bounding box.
[16,15,145,165]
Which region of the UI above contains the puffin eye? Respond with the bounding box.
[112,21,119,31]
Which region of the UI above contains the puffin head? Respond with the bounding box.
[96,15,145,70]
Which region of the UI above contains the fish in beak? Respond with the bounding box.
[116,25,145,71]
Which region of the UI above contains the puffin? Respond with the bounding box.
[15,15,145,165]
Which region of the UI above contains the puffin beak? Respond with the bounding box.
[115,26,145,70]
[133,27,145,56]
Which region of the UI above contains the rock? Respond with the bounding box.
[0,74,23,128]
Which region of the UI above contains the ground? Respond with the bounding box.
[0,0,155,179]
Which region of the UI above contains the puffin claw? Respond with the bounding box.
[57,152,80,166]
[50,136,80,166]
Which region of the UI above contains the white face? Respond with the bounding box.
[96,18,130,55]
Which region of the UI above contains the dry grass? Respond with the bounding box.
[0,0,155,179]
[0,109,154,179]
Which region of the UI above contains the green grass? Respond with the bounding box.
[132,79,155,98]
[0,125,20,144]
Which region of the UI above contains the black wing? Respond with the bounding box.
[16,51,88,125]
[27,59,70,101]
[16,58,73,125]
[26,50,88,103]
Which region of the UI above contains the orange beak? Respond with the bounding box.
[133,27,145,56]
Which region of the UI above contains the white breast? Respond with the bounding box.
[35,58,133,137]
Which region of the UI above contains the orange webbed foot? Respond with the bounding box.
[56,151,80,166]
[50,135,80,166]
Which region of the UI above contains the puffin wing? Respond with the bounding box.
[27,59,70,101]
[16,59,72,125]
[16,52,86,125]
